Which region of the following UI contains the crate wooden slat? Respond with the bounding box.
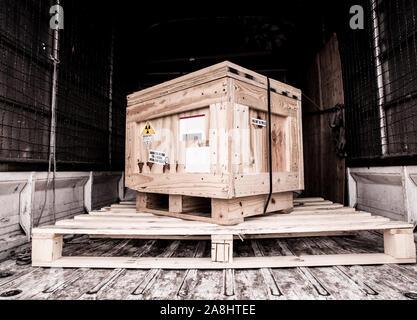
[126,61,302,107]
[32,198,416,269]
[125,61,304,225]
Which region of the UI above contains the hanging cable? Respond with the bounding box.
[35,0,60,227]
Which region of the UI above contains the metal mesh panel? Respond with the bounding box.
[111,40,127,171]
[0,0,126,170]
[56,0,110,166]
[0,0,53,163]
[339,0,417,164]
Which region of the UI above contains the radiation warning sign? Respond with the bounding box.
[142,122,155,135]
[141,122,155,148]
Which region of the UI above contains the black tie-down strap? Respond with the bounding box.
[263,77,273,214]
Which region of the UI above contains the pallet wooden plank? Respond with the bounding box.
[300,201,334,206]
[88,206,357,217]
[293,197,325,203]
[110,205,138,209]
[76,212,372,223]
[32,233,63,264]
[289,207,356,214]
[88,231,357,240]
[107,201,344,211]
[32,253,415,270]
[61,215,385,230]
[383,229,416,259]
[56,214,389,229]
[293,204,345,211]
[33,220,413,237]
[211,235,233,263]
[108,198,338,212]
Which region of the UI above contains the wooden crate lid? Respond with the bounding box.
[127,61,301,107]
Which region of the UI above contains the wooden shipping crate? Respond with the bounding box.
[125,61,304,225]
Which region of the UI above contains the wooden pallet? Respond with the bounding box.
[135,191,294,225]
[31,198,416,269]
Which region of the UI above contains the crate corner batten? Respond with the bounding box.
[125,61,304,225]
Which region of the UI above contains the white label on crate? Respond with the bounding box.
[251,118,267,127]
[179,115,206,142]
[141,122,156,148]
[149,150,168,165]
[142,135,153,148]
[185,147,210,173]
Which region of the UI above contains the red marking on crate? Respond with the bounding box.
[179,114,206,120]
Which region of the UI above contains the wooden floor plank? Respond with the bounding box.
[301,237,379,297]
[130,241,180,296]
[251,240,283,298]
[80,240,157,299]
[287,237,373,299]
[320,236,417,299]
[177,241,207,298]
[81,240,162,300]
[1,239,121,300]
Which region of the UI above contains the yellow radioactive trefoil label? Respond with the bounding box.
[141,122,155,135]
